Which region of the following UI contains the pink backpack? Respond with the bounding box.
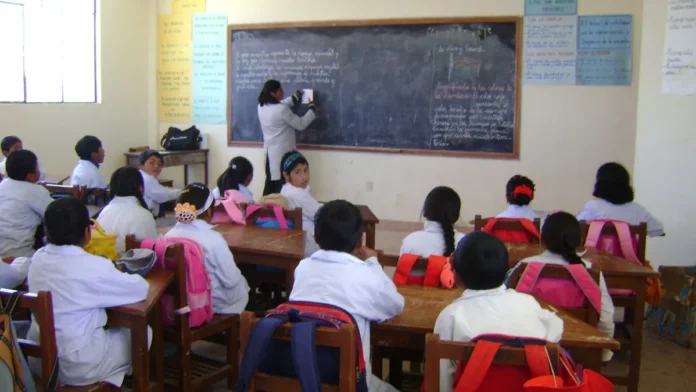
[584,220,641,296]
[141,237,214,328]
[515,262,602,314]
[211,190,248,225]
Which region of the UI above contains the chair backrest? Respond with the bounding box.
[0,289,58,390]
[244,203,303,231]
[474,215,541,244]
[579,220,647,262]
[41,183,85,199]
[239,311,357,392]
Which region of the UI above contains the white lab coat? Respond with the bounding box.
[497,205,539,220]
[516,251,615,361]
[212,185,254,203]
[96,196,158,256]
[281,183,322,256]
[0,158,45,181]
[140,170,180,216]
[0,257,30,289]
[27,244,150,386]
[165,220,249,314]
[258,98,316,180]
[70,160,107,189]
[577,199,664,237]
[0,179,54,257]
[289,250,405,392]
[434,285,564,392]
[400,220,465,276]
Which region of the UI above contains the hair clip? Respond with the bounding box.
[231,164,237,169]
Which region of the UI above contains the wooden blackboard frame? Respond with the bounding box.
[227,17,523,159]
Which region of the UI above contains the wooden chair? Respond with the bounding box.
[578,221,647,263]
[474,215,542,244]
[41,183,85,200]
[239,311,358,392]
[125,236,239,391]
[423,333,560,392]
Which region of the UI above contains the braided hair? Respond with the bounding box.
[542,211,584,265]
[422,186,461,256]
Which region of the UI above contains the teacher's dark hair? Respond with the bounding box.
[258,80,282,106]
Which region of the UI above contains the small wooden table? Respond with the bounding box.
[106,268,174,391]
[357,205,379,249]
[124,149,209,186]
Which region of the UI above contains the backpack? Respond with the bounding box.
[246,204,296,230]
[141,237,213,328]
[160,126,202,151]
[482,218,541,243]
[83,220,118,261]
[0,292,38,392]
[211,190,248,225]
[235,302,368,392]
[393,254,452,288]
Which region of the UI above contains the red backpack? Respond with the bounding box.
[482,218,541,243]
[393,254,454,288]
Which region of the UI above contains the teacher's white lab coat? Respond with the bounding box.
[70,160,107,189]
[281,183,322,256]
[258,98,316,180]
[140,170,180,216]
[576,199,664,237]
[289,250,405,392]
[165,220,250,314]
[0,257,30,289]
[0,179,54,257]
[27,244,150,386]
[434,285,564,392]
[96,196,158,256]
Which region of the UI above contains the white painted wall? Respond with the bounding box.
[633,0,695,267]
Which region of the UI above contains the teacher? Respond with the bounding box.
[257,79,317,196]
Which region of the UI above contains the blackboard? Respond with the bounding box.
[228,18,522,158]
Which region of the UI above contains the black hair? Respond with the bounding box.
[110,167,148,210]
[258,79,282,106]
[453,231,509,290]
[314,200,364,253]
[138,149,164,165]
[592,162,634,205]
[542,211,584,265]
[6,150,38,181]
[506,175,535,206]
[280,150,309,183]
[422,186,461,256]
[1,136,21,153]
[44,197,90,246]
[75,135,102,161]
[177,183,212,214]
[217,156,254,194]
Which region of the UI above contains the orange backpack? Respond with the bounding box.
[482,218,541,243]
[393,254,454,288]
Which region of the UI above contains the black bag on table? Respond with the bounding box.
[160,126,202,151]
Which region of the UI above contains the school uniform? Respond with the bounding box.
[27,244,150,386]
[165,220,249,313]
[577,199,664,237]
[400,220,465,276]
[0,257,30,289]
[96,196,158,256]
[434,285,564,392]
[139,170,180,216]
[212,185,254,203]
[281,183,323,257]
[70,160,107,189]
[497,205,539,221]
[0,179,54,257]
[289,249,405,392]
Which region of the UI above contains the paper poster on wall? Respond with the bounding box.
[159,69,192,122]
[523,16,578,85]
[158,15,192,68]
[576,15,633,86]
[663,0,696,95]
[172,0,205,15]
[525,0,577,16]
[192,13,227,124]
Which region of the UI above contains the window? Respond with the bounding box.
[0,0,97,103]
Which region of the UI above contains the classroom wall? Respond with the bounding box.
[157,0,643,223]
[633,0,694,267]
[0,0,154,180]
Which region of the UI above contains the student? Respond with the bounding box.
[0,136,45,180]
[212,156,254,203]
[137,149,181,216]
[434,232,563,392]
[70,135,107,188]
[27,197,150,387]
[0,150,54,257]
[97,167,158,256]
[497,175,538,220]
[0,257,30,289]
[516,211,615,361]
[577,162,664,237]
[289,200,404,392]
[279,150,322,256]
[165,183,249,314]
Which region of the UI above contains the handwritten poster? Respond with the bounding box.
[576,15,633,86]
[159,69,192,122]
[172,0,205,15]
[192,13,227,124]
[525,0,577,16]
[158,15,192,69]
[524,16,578,85]
[663,0,696,95]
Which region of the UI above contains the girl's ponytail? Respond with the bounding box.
[542,212,584,265]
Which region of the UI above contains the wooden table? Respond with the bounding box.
[106,268,174,392]
[357,205,379,249]
[124,149,209,186]
[42,174,70,185]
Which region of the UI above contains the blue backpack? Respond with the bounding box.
[235,302,368,392]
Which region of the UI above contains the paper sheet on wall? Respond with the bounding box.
[172,0,205,15]
[159,69,192,122]
[302,89,314,104]
[576,15,633,86]
[525,0,577,16]
[663,0,696,95]
[192,13,227,124]
[523,16,578,85]
[158,15,192,69]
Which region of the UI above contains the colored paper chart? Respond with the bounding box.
[523,15,578,85]
[172,0,206,14]
[158,69,192,123]
[158,14,193,122]
[525,0,577,16]
[663,0,696,95]
[192,13,228,124]
[576,15,633,86]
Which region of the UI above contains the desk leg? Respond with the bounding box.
[184,164,189,186]
[628,282,646,392]
[285,262,297,292]
[365,223,376,249]
[204,161,208,186]
[388,350,403,390]
[131,317,150,391]
[150,303,164,391]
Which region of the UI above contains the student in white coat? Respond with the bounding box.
[27,197,150,387]
[137,150,181,216]
[212,156,254,202]
[96,167,158,256]
[0,150,54,257]
[577,162,664,237]
[434,232,563,392]
[0,257,30,289]
[70,135,107,189]
[279,151,322,257]
[0,136,44,180]
[497,175,539,221]
[257,80,316,196]
[165,183,249,314]
[289,200,405,392]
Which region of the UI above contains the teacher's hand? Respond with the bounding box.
[292,89,303,105]
[308,98,316,112]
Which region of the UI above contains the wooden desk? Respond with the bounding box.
[106,268,174,392]
[42,174,70,185]
[124,149,209,186]
[357,205,380,249]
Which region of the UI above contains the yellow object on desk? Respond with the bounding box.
[83,219,118,260]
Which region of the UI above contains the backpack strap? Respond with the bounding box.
[612,221,641,264]
[272,206,289,229]
[481,218,499,233]
[291,320,322,392]
[523,345,553,378]
[515,262,544,293]
[218,198,245,225]
[394,254,420,285]
[518,219,541,239]
[235,316,287,392]
[454,340,502,392]
[424,255,448,287]
[584,220,608,248]
[565,264,602,313]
